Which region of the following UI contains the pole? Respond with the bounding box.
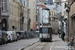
[42,9,43,26]
[27,9,29,31]
[68,9,69,42]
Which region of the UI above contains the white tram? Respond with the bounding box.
[39,26,52,41]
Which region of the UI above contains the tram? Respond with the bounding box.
[39,26,52,41]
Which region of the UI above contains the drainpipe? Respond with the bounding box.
[20,0,24,31]
[27,9,31,31]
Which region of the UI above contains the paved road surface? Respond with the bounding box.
[24,35,70,50]
[0,38,39,50]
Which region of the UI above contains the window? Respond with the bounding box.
[42,28,48,33]
[22,0,26,7]
[25,0,27,7]
[24,1,25,6]
[22,0,24,6]
[27,1,29,8]
[1,0,7,11]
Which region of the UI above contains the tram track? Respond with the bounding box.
[41,42,48,50]
[31,42,48,50]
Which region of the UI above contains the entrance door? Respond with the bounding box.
[1,19,7,31]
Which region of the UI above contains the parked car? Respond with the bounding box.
[2,31,8,44]
[7,31,13,42]
[13,31,17,41]
[7,31,17,42]
[25,31,29,39]
[17,31,25,39]
[10,31,14,41]
[0,31,3,45]
[16,32,20,40]
[20,31,25,39]
[0,31,8,44]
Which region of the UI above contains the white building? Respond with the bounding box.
[37,4,50,24]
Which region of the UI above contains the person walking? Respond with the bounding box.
[58,30,61,38]
[62,31,65,41]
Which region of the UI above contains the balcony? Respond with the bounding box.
[1,10,9,16]
[1,0,9,16]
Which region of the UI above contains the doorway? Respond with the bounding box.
[1,19,7,31]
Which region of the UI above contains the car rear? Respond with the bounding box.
[0,31,3,45]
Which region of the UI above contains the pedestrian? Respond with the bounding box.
[33,34,34,38]
[62,31,65,41]
[58,30,61,38]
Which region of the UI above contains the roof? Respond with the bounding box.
[37,4,49,10]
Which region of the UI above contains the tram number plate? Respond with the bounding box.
[43,36,47,38]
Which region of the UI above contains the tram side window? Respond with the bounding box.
[39,28,42,33]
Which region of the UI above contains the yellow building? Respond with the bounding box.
[1,0,28,31]
[29,0,37,30]
[9,0,20,31]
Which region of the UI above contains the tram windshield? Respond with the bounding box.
[42,28,48,33]
[40,27,52,34]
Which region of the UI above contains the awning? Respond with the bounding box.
[37,4,50,10]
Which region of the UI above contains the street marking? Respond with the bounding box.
[53,46,66,48]
[50,41,54,50]
[18,47,24,50]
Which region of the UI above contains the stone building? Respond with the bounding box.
[1,0,28,31]
[1,0,9,31]
[68,0,75,42]
[29,0,37,30]
[8,0,20,31]
[64,0,75,47]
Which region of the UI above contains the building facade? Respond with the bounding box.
[68,0,75,42]
[1,0,9,31]
[29,0,37,30]
[64,0,75,47]
[1,0,28,31]
[50,9,59,34]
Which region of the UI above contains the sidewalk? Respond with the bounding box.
[51,35,75,50]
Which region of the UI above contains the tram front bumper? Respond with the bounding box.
[40,38,52,41]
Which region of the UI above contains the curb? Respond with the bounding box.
[18,40,39,50]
